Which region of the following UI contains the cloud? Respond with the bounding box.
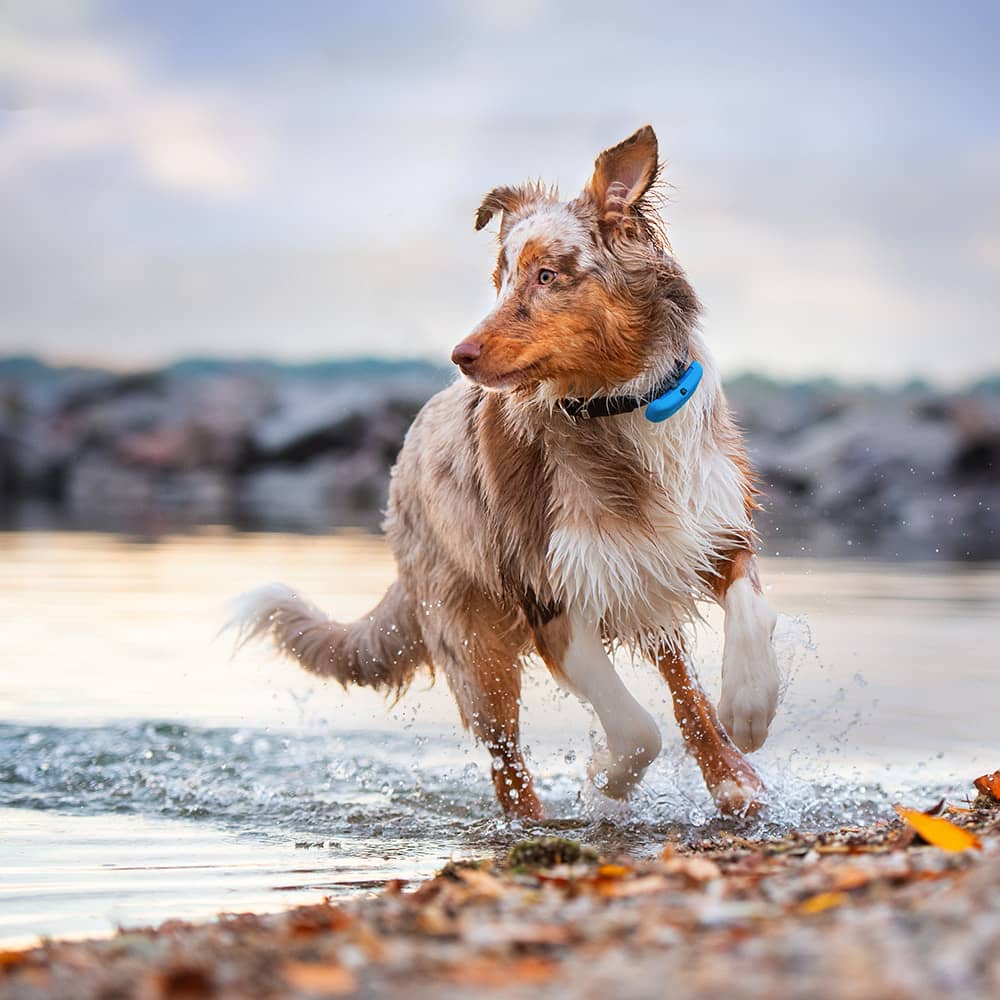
[0,12,258,197]
[0,2,996,382]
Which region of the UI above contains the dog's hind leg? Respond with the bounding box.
[534,610,661,800]
[423,598,543,820]
[653,640,765,816]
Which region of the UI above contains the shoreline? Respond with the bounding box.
[3,791,998,999]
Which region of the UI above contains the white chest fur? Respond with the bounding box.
[545,357,751,643]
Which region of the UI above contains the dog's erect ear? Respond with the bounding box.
[587,125,660,228]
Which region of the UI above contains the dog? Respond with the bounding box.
[230,125,781,819]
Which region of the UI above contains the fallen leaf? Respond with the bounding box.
[829,866,875,892]
[798,891,848,915]
[894,805,983,852]
[923,798,946,816]
[152,966,215,999]
[455,867,508,899]
[414,904,455,936]
[973,770,1000,802]
[0,949,28,971]
[597,874,672,898]
[662,855,722,883]
[445,956,557,987]
[282,962,356,997]
[409,878,446,905]
[596,863,632,879]
[286,904,353,938]
[464,921,572,946]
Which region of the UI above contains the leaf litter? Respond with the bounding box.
[1,773,1000,999]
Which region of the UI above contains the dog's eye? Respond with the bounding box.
[538,268,557,286]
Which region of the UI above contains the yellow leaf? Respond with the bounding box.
[894,805,983,852]
[798,891,848,915]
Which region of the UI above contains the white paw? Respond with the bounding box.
[720,577,781,753]
[711,777,765,816]
[587,751,640,800]
[587,721,662,799]
[718,650,779,752]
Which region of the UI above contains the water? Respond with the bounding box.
[1,531,997,947]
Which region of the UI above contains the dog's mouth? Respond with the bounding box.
[458,360,548,391]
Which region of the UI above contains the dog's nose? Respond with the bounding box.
[450,340,481,366]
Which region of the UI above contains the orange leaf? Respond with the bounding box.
[661,855,722,883]
[597,875,672,898]
[455,867,507,899]
[894,805,983,852]
[446,957,557,987]
[798,891,848,915]
[0,949,28,971]
[596,864,632,879]
[282,962,356,996]
[973,770,1000,801]
[829,866,874,892]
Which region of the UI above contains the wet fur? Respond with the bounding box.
[230,126,781,819]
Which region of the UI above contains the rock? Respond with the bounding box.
[0,357,996,558]
[237,452,388,531]
[65,455,232,529]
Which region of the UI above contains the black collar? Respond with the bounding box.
[557,356,689,421]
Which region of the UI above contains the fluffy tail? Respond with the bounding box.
[226,579,427,693]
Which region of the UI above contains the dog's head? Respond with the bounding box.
[452,126,699,398]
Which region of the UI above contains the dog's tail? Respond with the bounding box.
[226,580,427,693]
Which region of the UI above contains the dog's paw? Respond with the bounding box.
[587,748,638,800]
[710,776,766,817]
[720,578,781,753]
[587,733,661,800]
[718,654,779,753]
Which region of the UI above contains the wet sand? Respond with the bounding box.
[2,795,998,1000]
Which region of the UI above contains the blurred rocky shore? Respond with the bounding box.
[0,356,997,560]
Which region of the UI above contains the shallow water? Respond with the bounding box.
[1,531,997,946]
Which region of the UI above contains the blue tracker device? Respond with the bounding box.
[644,360,704,423]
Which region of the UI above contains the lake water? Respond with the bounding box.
[1,530,997,947]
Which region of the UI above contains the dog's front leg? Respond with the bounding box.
[654,640,765,815]
[535,610,661,798]
[714,550,780,753]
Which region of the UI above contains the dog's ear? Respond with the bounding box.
[587,125,660,232]
[475,183,552,236]
[474,186,526,234]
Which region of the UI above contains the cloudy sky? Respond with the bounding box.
[1,1,998,382]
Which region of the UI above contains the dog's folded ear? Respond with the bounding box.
[474,183,551,236]
[587,125,661,235]
[474,187,518,232]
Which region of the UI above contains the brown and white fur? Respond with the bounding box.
[230,126,781,820]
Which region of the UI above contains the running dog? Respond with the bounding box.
[230,125,781,819]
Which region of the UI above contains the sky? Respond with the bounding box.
[1,1,998,383]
